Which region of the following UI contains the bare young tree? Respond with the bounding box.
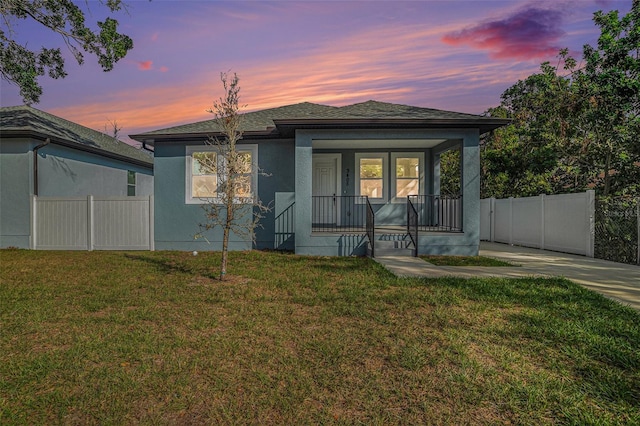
[104,118,122,140]
[195,72,270,280]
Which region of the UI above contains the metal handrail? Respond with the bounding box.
[407,194,463,232]
[366,197,375,257]
[312,195,368,232]
[407,196,418,256]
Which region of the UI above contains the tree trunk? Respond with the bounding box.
[220,202,233,280]
[221,225,229,280]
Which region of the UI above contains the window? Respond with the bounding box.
[192,152,218,198]
[186,145,258,204]
[391,153,424,201]
[355,153,388,202]
[127,171,136,196]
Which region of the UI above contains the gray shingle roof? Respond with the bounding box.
[132,100,502,138]
[1,105,153,166]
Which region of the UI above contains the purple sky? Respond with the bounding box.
[0,0,631,144]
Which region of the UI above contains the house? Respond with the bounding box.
[131,100,509,256]
[0,105,154,249]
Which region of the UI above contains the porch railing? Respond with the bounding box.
[312,195,368,232]
[408,194,463,232]
[366,197,375,257]
[407,196,418,256]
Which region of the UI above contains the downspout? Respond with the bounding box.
[33,138,50,196]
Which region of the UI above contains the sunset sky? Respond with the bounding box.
[0,0,631,144]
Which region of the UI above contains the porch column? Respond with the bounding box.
[461,130,481,250]
[294,130,313,253]
[432,152,441,196]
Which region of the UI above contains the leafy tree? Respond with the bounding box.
[0,0,134,104]
[482,1,639,198]
[480,106,557,198]
[439,148,460,195]
[578,0,639,196]
[195,72,270,280]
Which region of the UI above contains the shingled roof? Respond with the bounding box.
[1,105,153,167]
[131,100,509,141]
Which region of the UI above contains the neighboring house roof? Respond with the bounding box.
[1,105,153,168]
[130,100,510,143]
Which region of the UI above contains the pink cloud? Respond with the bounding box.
[442,7,566,60]
[159,66,169,73]
[151,32,159,42]
[137,61,153,71]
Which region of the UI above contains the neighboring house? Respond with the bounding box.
[0,105,154,249]
[132,100,508,256]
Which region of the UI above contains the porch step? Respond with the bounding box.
[368,236,416,257]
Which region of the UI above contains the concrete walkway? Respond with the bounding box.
[374,242,640,311]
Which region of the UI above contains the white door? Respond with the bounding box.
[312,154,340,225]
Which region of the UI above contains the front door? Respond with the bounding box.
[312,154,340,225]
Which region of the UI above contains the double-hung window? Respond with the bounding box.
[392,153,424,201]
[355,153,388,203]
[186,145,258,204]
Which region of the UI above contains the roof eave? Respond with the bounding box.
[2,130,153,169]
[273,118,512,135]
[129,129,279,145]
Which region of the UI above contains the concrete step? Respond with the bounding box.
[375,239,412,249]
[373,247,416,257]
[368,238,416,257]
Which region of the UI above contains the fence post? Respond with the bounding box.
[31,195,37,250]
[87,195,94,251]
[585,190,595,258]
[490,197,496,242]
[540,194,546,251]
[149,195,155,251]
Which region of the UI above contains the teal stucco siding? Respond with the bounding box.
[0,139,34,248]
[153,139,295,251]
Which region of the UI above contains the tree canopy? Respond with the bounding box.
[0,0,134,104]
[481,2,639,198]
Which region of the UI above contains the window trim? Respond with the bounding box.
[355,152,388,203]
[391,152,424,203]
[185,144,258,205]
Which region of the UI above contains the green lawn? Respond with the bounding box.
[1,249,638,425]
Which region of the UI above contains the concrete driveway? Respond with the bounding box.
[479,242,640,311]
[374,242,640,311]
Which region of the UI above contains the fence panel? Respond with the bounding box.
[481,191,595,257]
[34,197,88,250]
[33,196,153,250]
[512,196,542,248]
[493,198,512,244]
[93,197,152,250]
[544,192,594,256]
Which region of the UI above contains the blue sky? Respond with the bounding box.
[0,0,631,142]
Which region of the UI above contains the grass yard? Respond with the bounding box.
[420,255,514,267]
[1,249,639,425]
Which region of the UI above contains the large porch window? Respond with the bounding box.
[391,152,424,201]
[355,153,388,203]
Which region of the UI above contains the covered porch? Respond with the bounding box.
[291,128,481,257]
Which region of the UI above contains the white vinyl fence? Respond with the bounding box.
[480,191,595,257]
[31,195,154,250]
